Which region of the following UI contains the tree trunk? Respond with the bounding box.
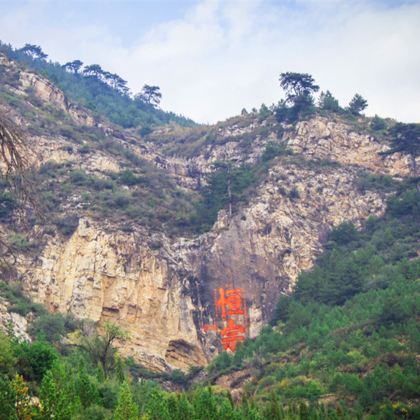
[227,166,232,218]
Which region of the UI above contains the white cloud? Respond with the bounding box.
[0,0,419,123]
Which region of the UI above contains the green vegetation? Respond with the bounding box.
[185,141,291,233]
[207,184,420,418]
[189,163,257,232]
[370,115,387,131]
[274,72,372,126]
[0,321,345,419]
[277,72,319,123]
[0,41,194,129]
[347,94,368,116]
[356,172,400,194]
[0,190,17,221]
[1,40,419,417]
[380,122,420,176]
[0,185,417,418]
[36,161,199,237]
[318,91,341,113]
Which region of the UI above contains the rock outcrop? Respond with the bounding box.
[1,54,416,371]
[22,219,207,371]
[0,297,31,341]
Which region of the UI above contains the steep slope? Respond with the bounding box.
[207,185,419,417]
[0,52,417,372]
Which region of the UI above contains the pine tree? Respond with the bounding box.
[39,364,80,419]
[348,93,368,115]
[75,369,99,408]
[382,123,420,177]
[114,382,139,420]
[175,394,195,420]
[144,388,170,420]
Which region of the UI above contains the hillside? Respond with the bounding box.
[207,184,419,417]
[0,41,195,130]
[0,43,419,419]
[0,178,418,419]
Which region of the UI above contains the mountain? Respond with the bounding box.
[0,45,419,418]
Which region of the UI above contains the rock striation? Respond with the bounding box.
[1,54,416,370]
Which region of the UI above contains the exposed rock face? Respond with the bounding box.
[215,368,253,402]
[0,297,31,341]
[22,219,207,371]
[20,154,390,368]
[19,69,96,127]
[194,163,386,338]
[290,118,413,175]
[1,54,415,371]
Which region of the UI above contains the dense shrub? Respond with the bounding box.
[14,341,58,382]
[28,313,66,343]
[370,115,387,131]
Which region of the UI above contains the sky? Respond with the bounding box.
[0,0,419,124]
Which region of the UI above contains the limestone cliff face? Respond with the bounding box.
[22,219,206,371]
[18,148,391,367]
[17,116,413,369]
[19,69,96,127]
[193,164,386,339]
[1,54,415,371]
[0,297,30,341]
[290,118,413,176]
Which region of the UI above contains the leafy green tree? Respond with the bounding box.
[40,365,80,419]
[318,90,340,112]
[175,394,195,420]
[79,322,127,378]
[11,374,33,420]
[275,99,289,122]
[192,387,217,419]
[14,341,58,382]
[264,393,283,419]
[271,294,291,324]
[388,188,420,216]
[370,114,386,131]
[348,93,368,115]
[218,398,240,420]
[381,123,420,176]
[75,369,99,408]
[378,295,410,325]
[258,103,271,120]
[114,382,138,420]
[104,73,129,95]
[0,331,16,375]
[28,313,65,343]
[82,64,105,79]
[0,375,17,420]
[328,222,359,245]
[143,388,170,420]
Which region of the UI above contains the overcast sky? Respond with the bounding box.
[0,0,419,123]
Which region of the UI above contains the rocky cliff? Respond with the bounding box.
[1,53,416,371]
